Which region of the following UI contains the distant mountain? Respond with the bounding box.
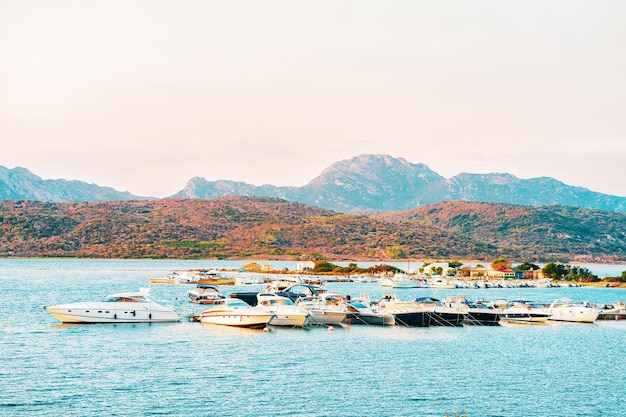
[3,155,626,213]
[0,166,151,202]
[173,154,626,213]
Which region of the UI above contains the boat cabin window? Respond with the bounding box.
[102,296,145,303]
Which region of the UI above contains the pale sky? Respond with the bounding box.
[1,0,625,198]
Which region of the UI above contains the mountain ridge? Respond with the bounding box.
[173,154,626,213]
[2,154,625,213]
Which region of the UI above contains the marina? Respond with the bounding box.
[2,259,625,417]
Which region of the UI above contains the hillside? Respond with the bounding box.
[371,201,626,263]
[1,197,624,262]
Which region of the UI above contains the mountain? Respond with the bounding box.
[174,154,626,213]
[0,166,151,202]
[3,155,626,213]
[1,197,624,262]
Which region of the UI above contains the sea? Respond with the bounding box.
[1,259,625,417]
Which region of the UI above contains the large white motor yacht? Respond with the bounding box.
[548,298,599,323]
[44,288,181,323]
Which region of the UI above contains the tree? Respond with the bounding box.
[449,260,463,269]
[491,258,510,270]
[313,261,338,273]
[516,262,540,271]
[542,262,567,279]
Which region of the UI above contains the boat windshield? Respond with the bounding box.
[266,298,293,306]
[102,295,147,303]
[349,301,368,309]
[227,299,251,308]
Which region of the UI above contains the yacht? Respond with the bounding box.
[597,301,626,320]
[149,270,200,284]
[414,297,466,326]
[499,300,551,324]
[380,299,430,327]
[196,269,236,286]
[187,283,226,304]
[428,277,457,289]
[256,293,312,327]
[443,296,501,326]
[43,288,181,323]
[344,299,395,326]
[198,298,275,329]
[548,298,600,323]
[294,296,347,326]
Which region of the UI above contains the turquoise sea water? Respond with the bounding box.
[1,259,625,417]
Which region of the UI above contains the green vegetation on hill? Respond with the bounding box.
[0,197,624,262]
[372,201,626,263]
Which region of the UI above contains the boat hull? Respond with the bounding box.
[463,310,501,326]
[44,305,181,323]
[426,311,466,327]
[391,311,430,327]
[267,313,311,327]
[501,312,550,324]
[199,312,274,329]
[548,308,599,323]
[346,312,395,326]
[308,310,347,326]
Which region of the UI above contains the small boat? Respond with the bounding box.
[276,283,324,302]
[379,273,420,288]
[428,277,457,289]
[443,296,501,326]
[547,298,600,323]
[256,293,312,327]
[294,296,347,326]
[345,299,395,326]
[414,297,466,327]
[196,269,236,286]
[43,288,181,323]
[149,270,200,284]
[499,300,550,324]
[380,299,430,327]
[597,301,626,320]
[197,298,275,329]
[187,284,226,304]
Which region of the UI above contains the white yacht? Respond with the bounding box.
[43,288,181,323]
[198,298,275,329]
[499,300,551,324]
[256,293,312,327]
[294,296,347,326]
[548,298,599,323]
[187,283,225,304]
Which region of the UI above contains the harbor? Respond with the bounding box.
[2,259,625,417]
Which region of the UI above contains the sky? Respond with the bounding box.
[1,0,625,198]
